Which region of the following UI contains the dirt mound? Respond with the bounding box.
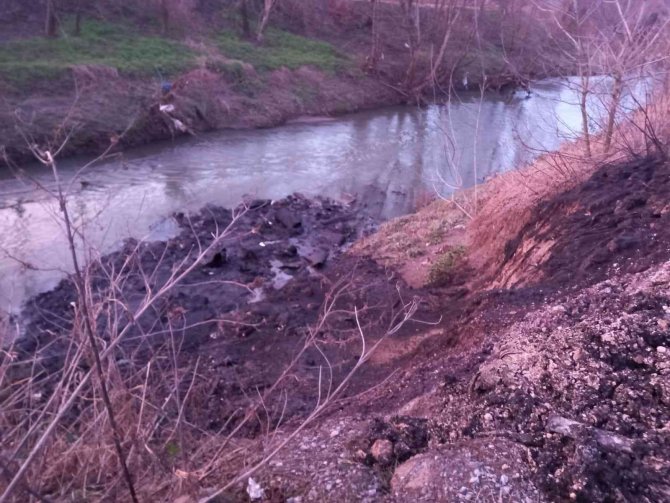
[459,262,670,501]
[7,157,670,501]
[14,194,436,437]
[496,156,670,289]
[238,156,670,502]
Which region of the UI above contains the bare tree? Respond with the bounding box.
[542,0,669,157]
[45,0,59,37]
[598,0,670,153]
[400,0,422,89]
[240,0,251,38]
[365,0,382,72]
[543,0,601,157]
[257,0,279,43]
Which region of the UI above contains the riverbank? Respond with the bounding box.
[0,1,561,167]
[0,64,403,166]
[3,132,670,500]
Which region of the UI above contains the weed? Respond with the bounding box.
[427,246,466,286]
[217,28,347,73]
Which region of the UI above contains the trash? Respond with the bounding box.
[247,477,265,501]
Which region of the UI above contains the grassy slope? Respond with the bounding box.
[0,20,349,92]
[217,28,346,73]
[0,21,195,88]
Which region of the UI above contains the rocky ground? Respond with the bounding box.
[6,156,670,502]
[221,155,670,502]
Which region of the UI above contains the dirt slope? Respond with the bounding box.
[245,155,670,502]
[6,155,669,501]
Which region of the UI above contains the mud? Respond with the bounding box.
[498,155,670,289]
[14,193,436,435]
[7,157,670,502]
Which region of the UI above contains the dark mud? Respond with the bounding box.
[245,156,670,502]
[13,193,435,434]
[370,156,670,502]
[6,158,670,502]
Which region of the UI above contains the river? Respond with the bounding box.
[0,77,600,313]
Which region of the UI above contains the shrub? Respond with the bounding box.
[427,246,466,286]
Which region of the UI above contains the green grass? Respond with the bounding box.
[0,19,195,88]
[217,29,346,73]
[427,246,466,286]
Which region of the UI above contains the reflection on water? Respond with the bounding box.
[0,77,608,312]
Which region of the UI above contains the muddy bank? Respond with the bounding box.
[0,62,537,168]
[228,156,670,502]
[8,157,668,501]
[11,193,436,438]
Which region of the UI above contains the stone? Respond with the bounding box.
[246,477,264,501]
[303,247,328,267]
[370,439,394,465]
[275,208,302,229]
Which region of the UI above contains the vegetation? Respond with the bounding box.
[427,246,466,286]
[217,28,346,73]
[0,17,345,91]
[0,19,195,87]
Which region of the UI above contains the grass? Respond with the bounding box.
[0,19,195,88]
[427,246,466,286]
[0,21,347,92]
[217,28,347,73]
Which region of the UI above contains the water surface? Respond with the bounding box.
[0,78,594,312]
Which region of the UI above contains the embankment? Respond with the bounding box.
[5,139,670,500]
[0,0,559,167]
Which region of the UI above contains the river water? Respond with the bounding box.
[0,78,596,313]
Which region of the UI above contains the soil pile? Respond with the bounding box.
[13,194,434,437]
[248,156,670,502]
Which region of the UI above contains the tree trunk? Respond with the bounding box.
[400,0,420,91]
[256,0,277,43]
[45,0,58,38]
[366,0,381,72]
[74,9,82,36]
[603,72,623,154]
[160,0,170,35]
[579,72,592,158]
[240,0,251,38]
[420,4,460,93]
